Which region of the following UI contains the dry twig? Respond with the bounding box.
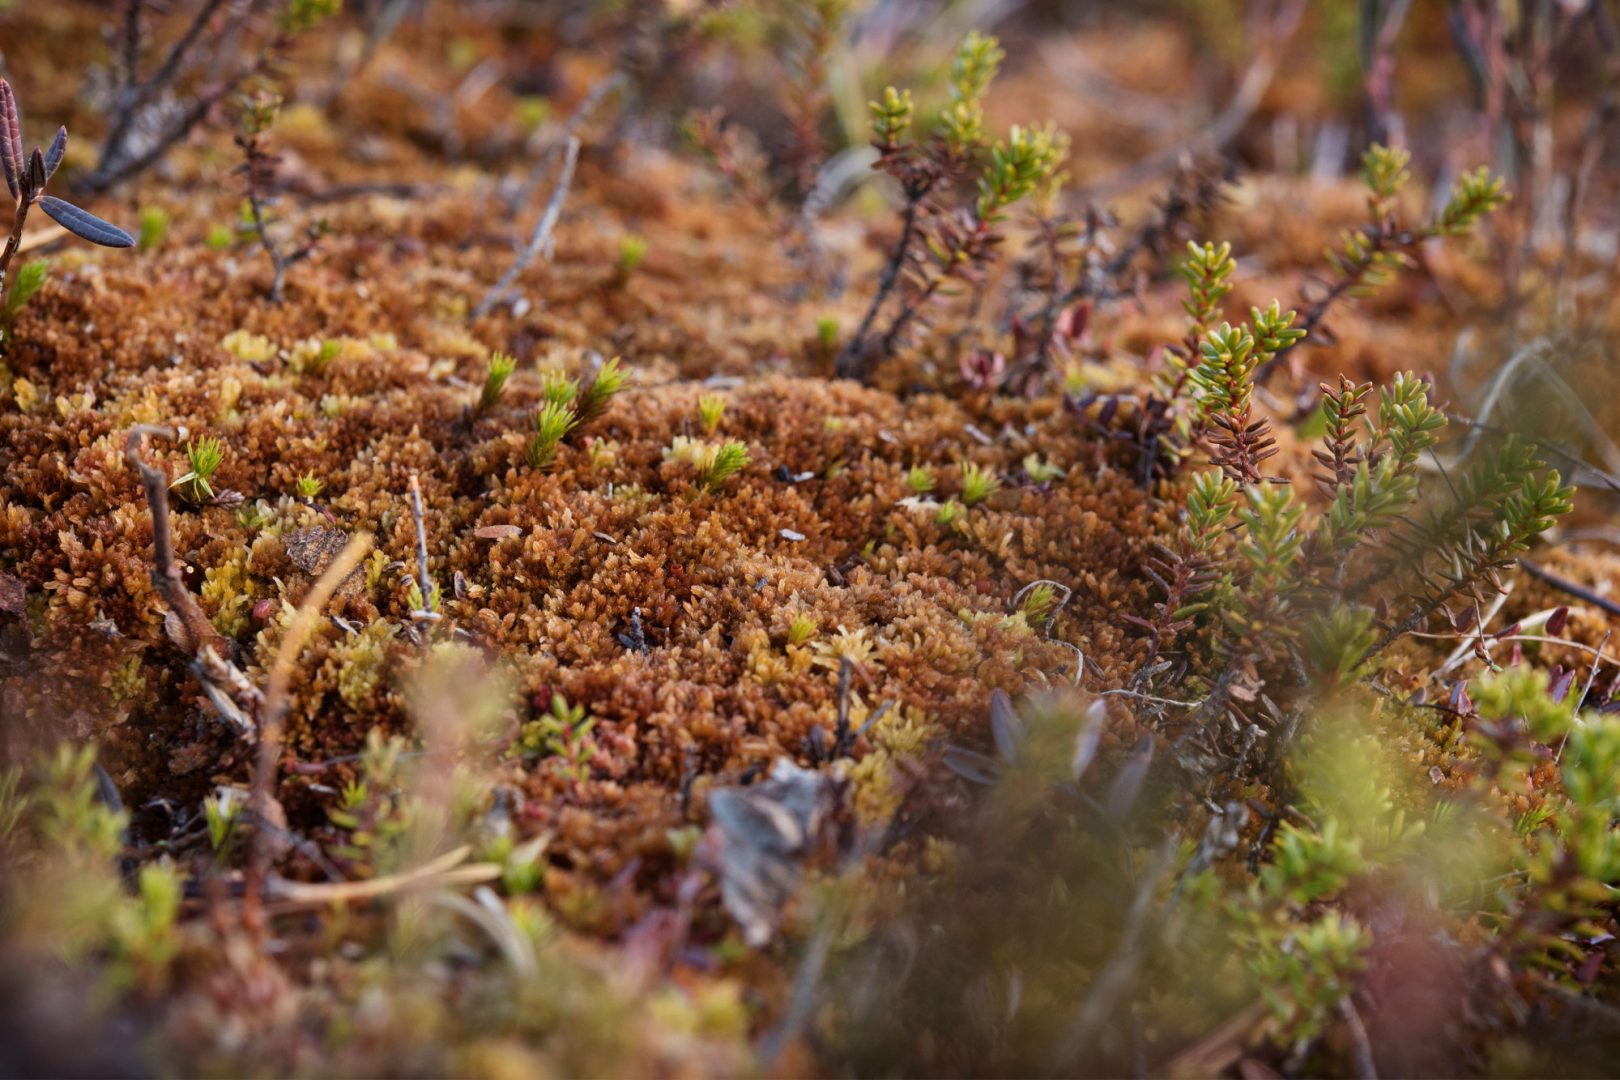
[474,135,579,319]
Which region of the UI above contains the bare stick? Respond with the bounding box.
[408,472,438,619]
[505,74,624,213]
[244,188,287,301]
[245,532,373,922]
[87,0,276,194]
[474,135,579,319]
[835,193,921,380]
[1070,0,1304,204]
[1339,996,1380,1080]
[124,424,226,657]
[1520,559,1620,619]
[264,844,497,907]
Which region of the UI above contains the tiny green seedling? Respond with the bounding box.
[574,355,629,428]
[518,692,599,784]
[788,613,818,647]
[615,234,647,283]
[295,472,324,499]
[698,393,726,435]
[960,462,1001,506]
[906,465,935,494]
[1022,454,1066,484]
[528,400,577,470]
[171,436,225,506]
[290,338,341,375]
[2,259,47,325]
[138,207,170,252]
[541,368,578,407]
[1020,582,1058,626]
[478,352,517,415]
[817,316,840,354]
[700,440,750,490]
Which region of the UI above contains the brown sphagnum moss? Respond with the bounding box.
[0,4,1617,1077]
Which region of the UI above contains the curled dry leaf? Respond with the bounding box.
[702,759,842,948]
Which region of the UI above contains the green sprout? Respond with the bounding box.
[698,440,750,491]
[528,400,578,470]
[517,693,599,785]
[906,465,936,494]
[1431,165,1510,236]
[1022,454,1066,484]
[936,31,1002,157]
[935,499,964,527]
[478,352,517,415]
[616,234,647,282]
[1360,142,1411,210]
[203,788,243,855]
[138,207,170,252]
[171,436,226,506]
[788,613,819,647]
[2,259,47,323]
[575,355,629,428]
[974,123,1063,225]
[868,85,914,152]
[278,0,340,32]
[960,462,1001,507]
[1181,240,1236,338]
[205,224,234,251]
[295,472,324,500]
[817,316,841,354]
[405,576,440,615]
[540,368,578,407]
[516,96,551,133]
[290,338,341,375]
[698,393,726,435]
[1021,582,1058,626]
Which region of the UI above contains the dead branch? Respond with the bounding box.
[504,73,624,213]
[1070,0,1304,203]
[124,424,228,657]
[263,844,498,908]
[245,531,373,924]
[86,0,281,195]
[474,134,579,319]
[407,472,441,622]
[1520,559,1620,620]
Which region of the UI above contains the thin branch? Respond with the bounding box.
[505,73,624,213]
[1070,0,1304,203]
[124,424,226,657]
[86,0,275,194]
[835,193,921,380]
[263,844,497,908]
[245,532,373,925]
[244,188,286,300]
[1339,996,1380,1080]
[474,135,579,319]
[408,471,439,620]
[1519,559,1620,619]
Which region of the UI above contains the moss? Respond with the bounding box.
[199,550,253,637]
[0,4,1608,1076]
[220,329,276,363]
[335,619,399,707]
